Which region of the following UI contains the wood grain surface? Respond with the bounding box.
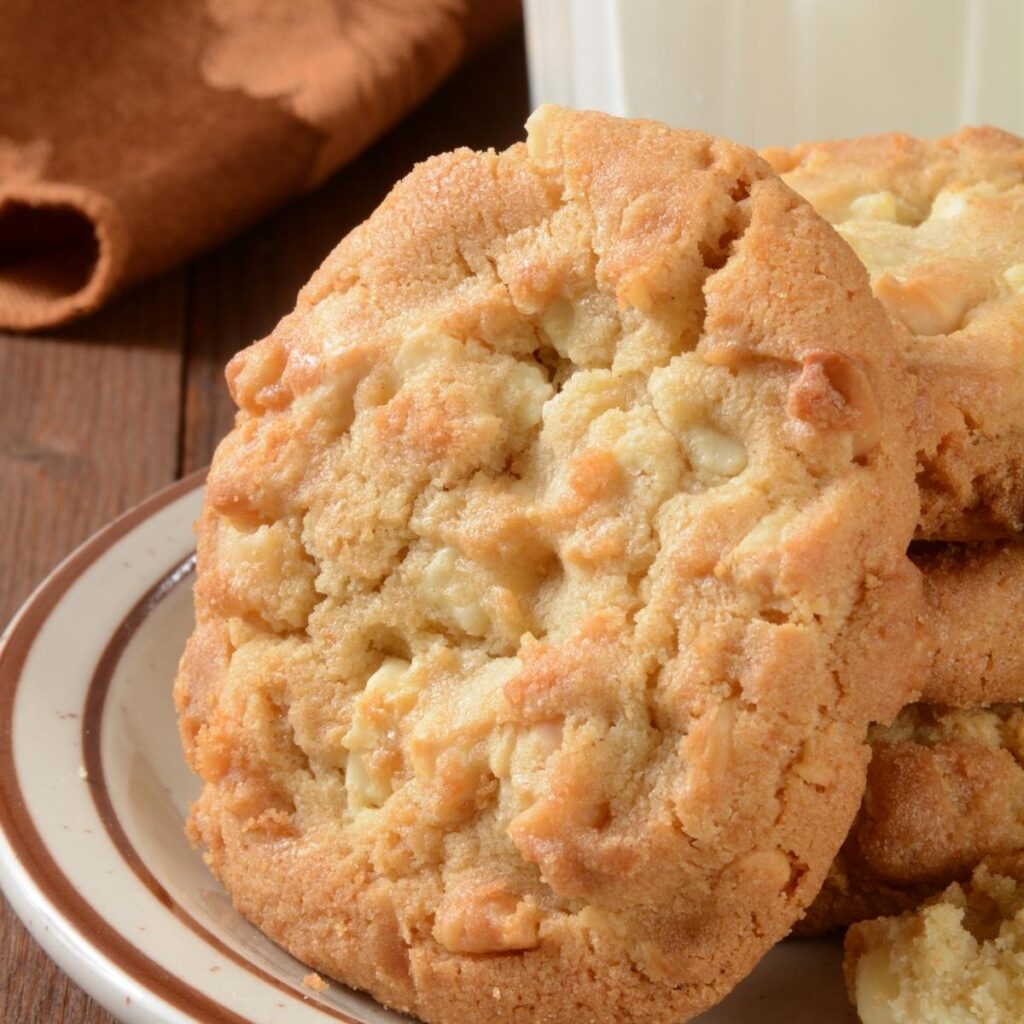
[0,28,528,1023]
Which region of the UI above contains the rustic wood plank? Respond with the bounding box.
[0,271,187,1023]
[180,26,530,473]
[0,272,186,623]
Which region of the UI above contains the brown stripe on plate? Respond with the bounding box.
[81,552,364,1022]
[0,470,267,1024]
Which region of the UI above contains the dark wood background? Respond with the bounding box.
[0,28,529,1023]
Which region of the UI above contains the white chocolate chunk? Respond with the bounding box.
[342,658,416,812]
[849,191,900,222]
[506,362,553,430]
[928,188,968,221]
[928,182,1000,222]
[394,328,462,377]
[854,945,901,1024]
[1004,263,1024,292]
[541,297,575,358]
[422,547,491,637]
[686,425,747,477]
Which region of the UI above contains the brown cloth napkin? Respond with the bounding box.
[0,0,519,332]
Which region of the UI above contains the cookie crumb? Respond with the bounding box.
[77,766,89,781]
[302,972,329,992]
[845,854,1024,1023]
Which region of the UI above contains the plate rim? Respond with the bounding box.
[0,469,250,1024]
[0,470,412,1024]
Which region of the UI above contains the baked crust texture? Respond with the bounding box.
[917,541,1024,706]
[799,540,1024,936]
[176,106,920,1023]
[765,128,1024,541]
[800,702,1024,935]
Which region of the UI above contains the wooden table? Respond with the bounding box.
[0,28,529,1022]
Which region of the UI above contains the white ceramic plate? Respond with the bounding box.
[0,474,856,1024]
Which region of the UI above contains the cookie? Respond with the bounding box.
[764,128,1024,541]
[917,541,1024,706]
[844,854,1024,1024]
[799,703,1024,935]
[176,106,921,1024]
[796,540,1024,935]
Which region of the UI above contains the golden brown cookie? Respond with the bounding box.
[796,541,1024,936]
[799,703,1024,935]
[844,854,1024,1024]
[176,106,921,1024]
[765,128,1024,541]
[917,541,1024,706]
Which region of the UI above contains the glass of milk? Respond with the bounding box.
[524,0,1024,147]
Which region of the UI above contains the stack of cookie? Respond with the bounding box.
[762,130,1024,1021]
[174,108,1021,1023]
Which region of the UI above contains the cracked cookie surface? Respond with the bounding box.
[765,128,1024,540]
[176,106,920,1024]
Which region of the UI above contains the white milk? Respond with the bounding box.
[524,0,1024,147]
